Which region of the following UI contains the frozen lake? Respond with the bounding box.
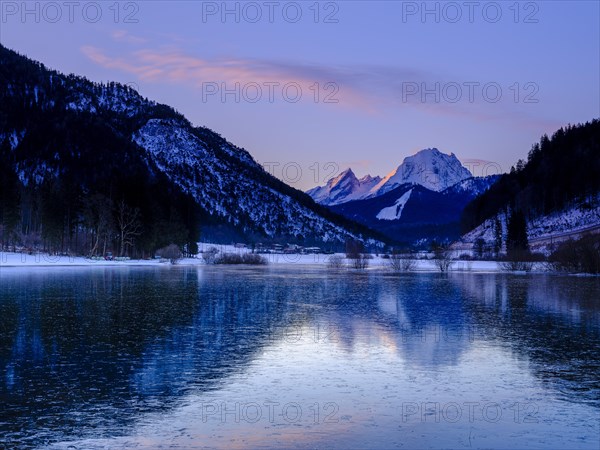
[0,266,598,449]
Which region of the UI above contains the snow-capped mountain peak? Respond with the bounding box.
[306,168,381,206]
[368,148,472,196]
[330,167,357,188]
[358,174,379,184]
[307,148,473,205]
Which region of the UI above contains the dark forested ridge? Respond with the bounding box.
[461,120,600,234]
[0,45,383,257]
[0,46,198,256]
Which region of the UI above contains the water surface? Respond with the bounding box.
[0,267,598,449]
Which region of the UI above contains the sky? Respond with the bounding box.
[1,1,599,190]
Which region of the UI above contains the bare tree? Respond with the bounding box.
[350,254,370,270]
[346,239,370,270]
[157,244,182,264]
[326,254,345,269]
[346,239,363,259]
[388,251,417,272]
[474,238,485,259]
[84,194,114,257]
[0,224,4,250]
[498,260,534,272]
[214,253,268,265]
[116,200,142,257]
[547,235,600,274]
[498,248,536,272]
[433,245,454,272]
[202,246,219,264]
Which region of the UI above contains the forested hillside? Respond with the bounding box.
[0,45,382,257]
[461,120,600,233]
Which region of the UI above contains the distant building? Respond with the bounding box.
[303,247,321,254]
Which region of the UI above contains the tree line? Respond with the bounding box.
[462,119,600,234]
[0,46,200,257]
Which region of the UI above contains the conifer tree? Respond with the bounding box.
[506,210,529,258]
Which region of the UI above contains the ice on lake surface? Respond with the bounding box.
[0,266,599,449]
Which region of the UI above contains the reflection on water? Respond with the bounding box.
[455,274,600,405]
[0,267,598,449]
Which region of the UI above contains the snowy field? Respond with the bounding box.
[0,244,523,273]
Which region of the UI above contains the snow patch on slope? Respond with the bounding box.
[376,189,413,220]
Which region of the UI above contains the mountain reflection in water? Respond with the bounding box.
[0,267,598,448]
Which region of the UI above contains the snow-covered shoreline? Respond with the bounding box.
[0,250,536,273]
[3,243,596,275]
[2,251,598,276]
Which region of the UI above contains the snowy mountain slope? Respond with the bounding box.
[447,176,500,196]
[133,119,369,242]
[460,196,600,254]
[306,168,381,206]
[0,44,383,247]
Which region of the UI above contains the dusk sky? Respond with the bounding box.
[2,1,599,190]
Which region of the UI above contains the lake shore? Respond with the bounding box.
[0,250,540,273]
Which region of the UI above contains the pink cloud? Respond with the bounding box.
[81,45,376,110]
[110,30,148,45]
[80,45,561,130]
